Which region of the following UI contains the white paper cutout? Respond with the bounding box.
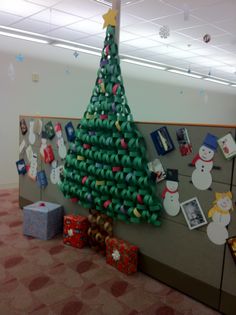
[207,192,233,245]
[50,160,61,185]
[33,119,42,135]
[28,153,38,181]
[28,120,36,145]
[8,63,15,80]
[26,145,33,163]
[162,180,180,216]
[55,123,67,159]
[40,138,47,161]
[19,139,26,154]
[112,249,120,261]
[147,158,166,183]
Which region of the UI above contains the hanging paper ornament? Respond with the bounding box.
[44,121,55,140]
[28,153,38,181]
[73,51,79,58]
[65,121,76,142]
[33,119,42,136]
[20,119,28,135]
[36,170,48,189]
[28,120,36,145]
[8,63,15,81]
[162,169,180,216]
[40,131,47,161]
[203,34,211,43]
[50,160,62,185]
[55,123,67,160]
[16,159,27,175]
[159,25,170,39]
[44,145,55,164]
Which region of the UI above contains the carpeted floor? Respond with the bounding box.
[0,188,221,315]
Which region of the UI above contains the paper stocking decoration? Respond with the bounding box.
[207,192,233,245]
[28,120,36,145]
[28,153,38,181]
[55,123,67,159]
[191,133,217,190]
[162,169,180,216]
[40,131,47,161]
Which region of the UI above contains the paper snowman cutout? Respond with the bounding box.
[28,153,38,181]
[162,169,180,216]
[26,145,33,163]
[50,160,62,184]
[28,120,36,145]
[207,192,233,245]
[40,131,47,161]
[55,123,67,160]
[191,133,218,190]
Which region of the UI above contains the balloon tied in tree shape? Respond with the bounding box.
[59,9,163,226]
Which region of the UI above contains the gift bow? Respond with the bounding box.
[112,249,120,261]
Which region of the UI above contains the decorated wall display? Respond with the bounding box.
[44,121,55,140]
[55,123,67,160]
[226,236,236,264]
[162,169,180,216]
[217,133,236,160]
[28,153,38,181]
[36,170,48,189]
[106,237,138,275]
[28,120,36,145]
[151,126,175,156]
[176,127,192,156]
[207,192,234,245]
[180,197,207,230]
[65,121,76,142]
[59,19,162,226]
[16,159,27,175]
[20,118,28,135]
[33,118,42,136]
[191,133,218,190]
[147,158,166,183]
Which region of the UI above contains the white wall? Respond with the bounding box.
[0,37,236,188]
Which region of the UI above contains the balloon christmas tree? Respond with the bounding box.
[60,9,162,226]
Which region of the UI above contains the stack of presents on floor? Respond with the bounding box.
[23,201,138,275]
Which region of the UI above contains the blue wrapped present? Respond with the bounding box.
[23,201,63,240]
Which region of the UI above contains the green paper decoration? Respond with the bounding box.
[59,25,162,226]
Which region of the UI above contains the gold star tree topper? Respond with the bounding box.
[102,9,117,29]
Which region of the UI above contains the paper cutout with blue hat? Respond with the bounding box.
[191,133,218,190]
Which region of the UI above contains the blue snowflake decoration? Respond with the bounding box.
[73,51,79,58]
[16,54,25,62]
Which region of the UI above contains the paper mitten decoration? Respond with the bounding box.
[28,120,36,145]
[50,160,61,184]
[28,153,38,180]
[44,145,55,164]
[40,131,47,161]
[207,192,233,245]
[55,123,67,159]
[20,119,28,135]
[162,169,180,216]
[44,121,55,140]
[33,118,42,136]
[37,170,48,188]
[191,133,217,190]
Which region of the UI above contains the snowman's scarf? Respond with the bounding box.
[208,205,231,218]
[191,154,213,165]
[161,187,178,199]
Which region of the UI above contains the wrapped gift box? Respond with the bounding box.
[106,237,138,275]
[87,211,113,255]
[23,201,63,240]
[63,214,89,248]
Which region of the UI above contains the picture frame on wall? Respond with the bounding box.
[180,197,207,230]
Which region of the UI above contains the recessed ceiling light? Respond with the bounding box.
[167,69,203,79]
[53,43,101,56]
[204,78,230,85]
[122,58,166,70]
[94,0,142,6]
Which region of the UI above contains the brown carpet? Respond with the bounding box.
[0,188,220,315]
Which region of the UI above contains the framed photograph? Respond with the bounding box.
[180,197,207,230]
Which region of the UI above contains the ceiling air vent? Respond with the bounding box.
[93,0,143,7]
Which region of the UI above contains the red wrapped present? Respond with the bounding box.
[63,214,89,248]
[44,145,55,164]
[106,237,138,275]
[87,211,113,255]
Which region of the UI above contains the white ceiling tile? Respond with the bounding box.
[119,43,137,53]
[119,31,139,42]
[218,44,236,54]
[148,31,191,45]
[123,21,158,37]
[171,39,203,51]
[147,44,180,55]
[24,0,62,6]
[192,1,236,22]
[75,35,104,49]
[151,13,203,31]
[31,8,82,26]
[47,27,89,40]
[210,34,235,47]
[54,0,106,18]
[0,0,44,16]
[178,25,227,40]
[124,0,181,20]
[67,19,103,34]
[213,19,236,36]
[11,18,57,34]
[190,47,223,56]
[123,37,160,49]
[163,0,223,10]
[165,49,198,59]
[185,56,225,67]
[214,65,236,74]
[0,12,23,25]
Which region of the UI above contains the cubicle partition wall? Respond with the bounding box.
[19,115,236,315]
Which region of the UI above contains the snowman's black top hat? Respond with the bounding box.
[166,169,178,182]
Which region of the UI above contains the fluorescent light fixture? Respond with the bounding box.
[0,30,49,44]
[167,69,203,79]
[230,84,236,87]
[204,78,230,85]
[122,58,166,70]
[53,43,101,56]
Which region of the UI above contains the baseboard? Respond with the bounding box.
[220,291,236,315]
[0,182,18,189]
[138,254,220,311]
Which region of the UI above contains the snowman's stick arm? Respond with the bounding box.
[213,165,221,170]
[188,163,194,167]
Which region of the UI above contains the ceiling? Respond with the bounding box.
[0,0,236,82]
